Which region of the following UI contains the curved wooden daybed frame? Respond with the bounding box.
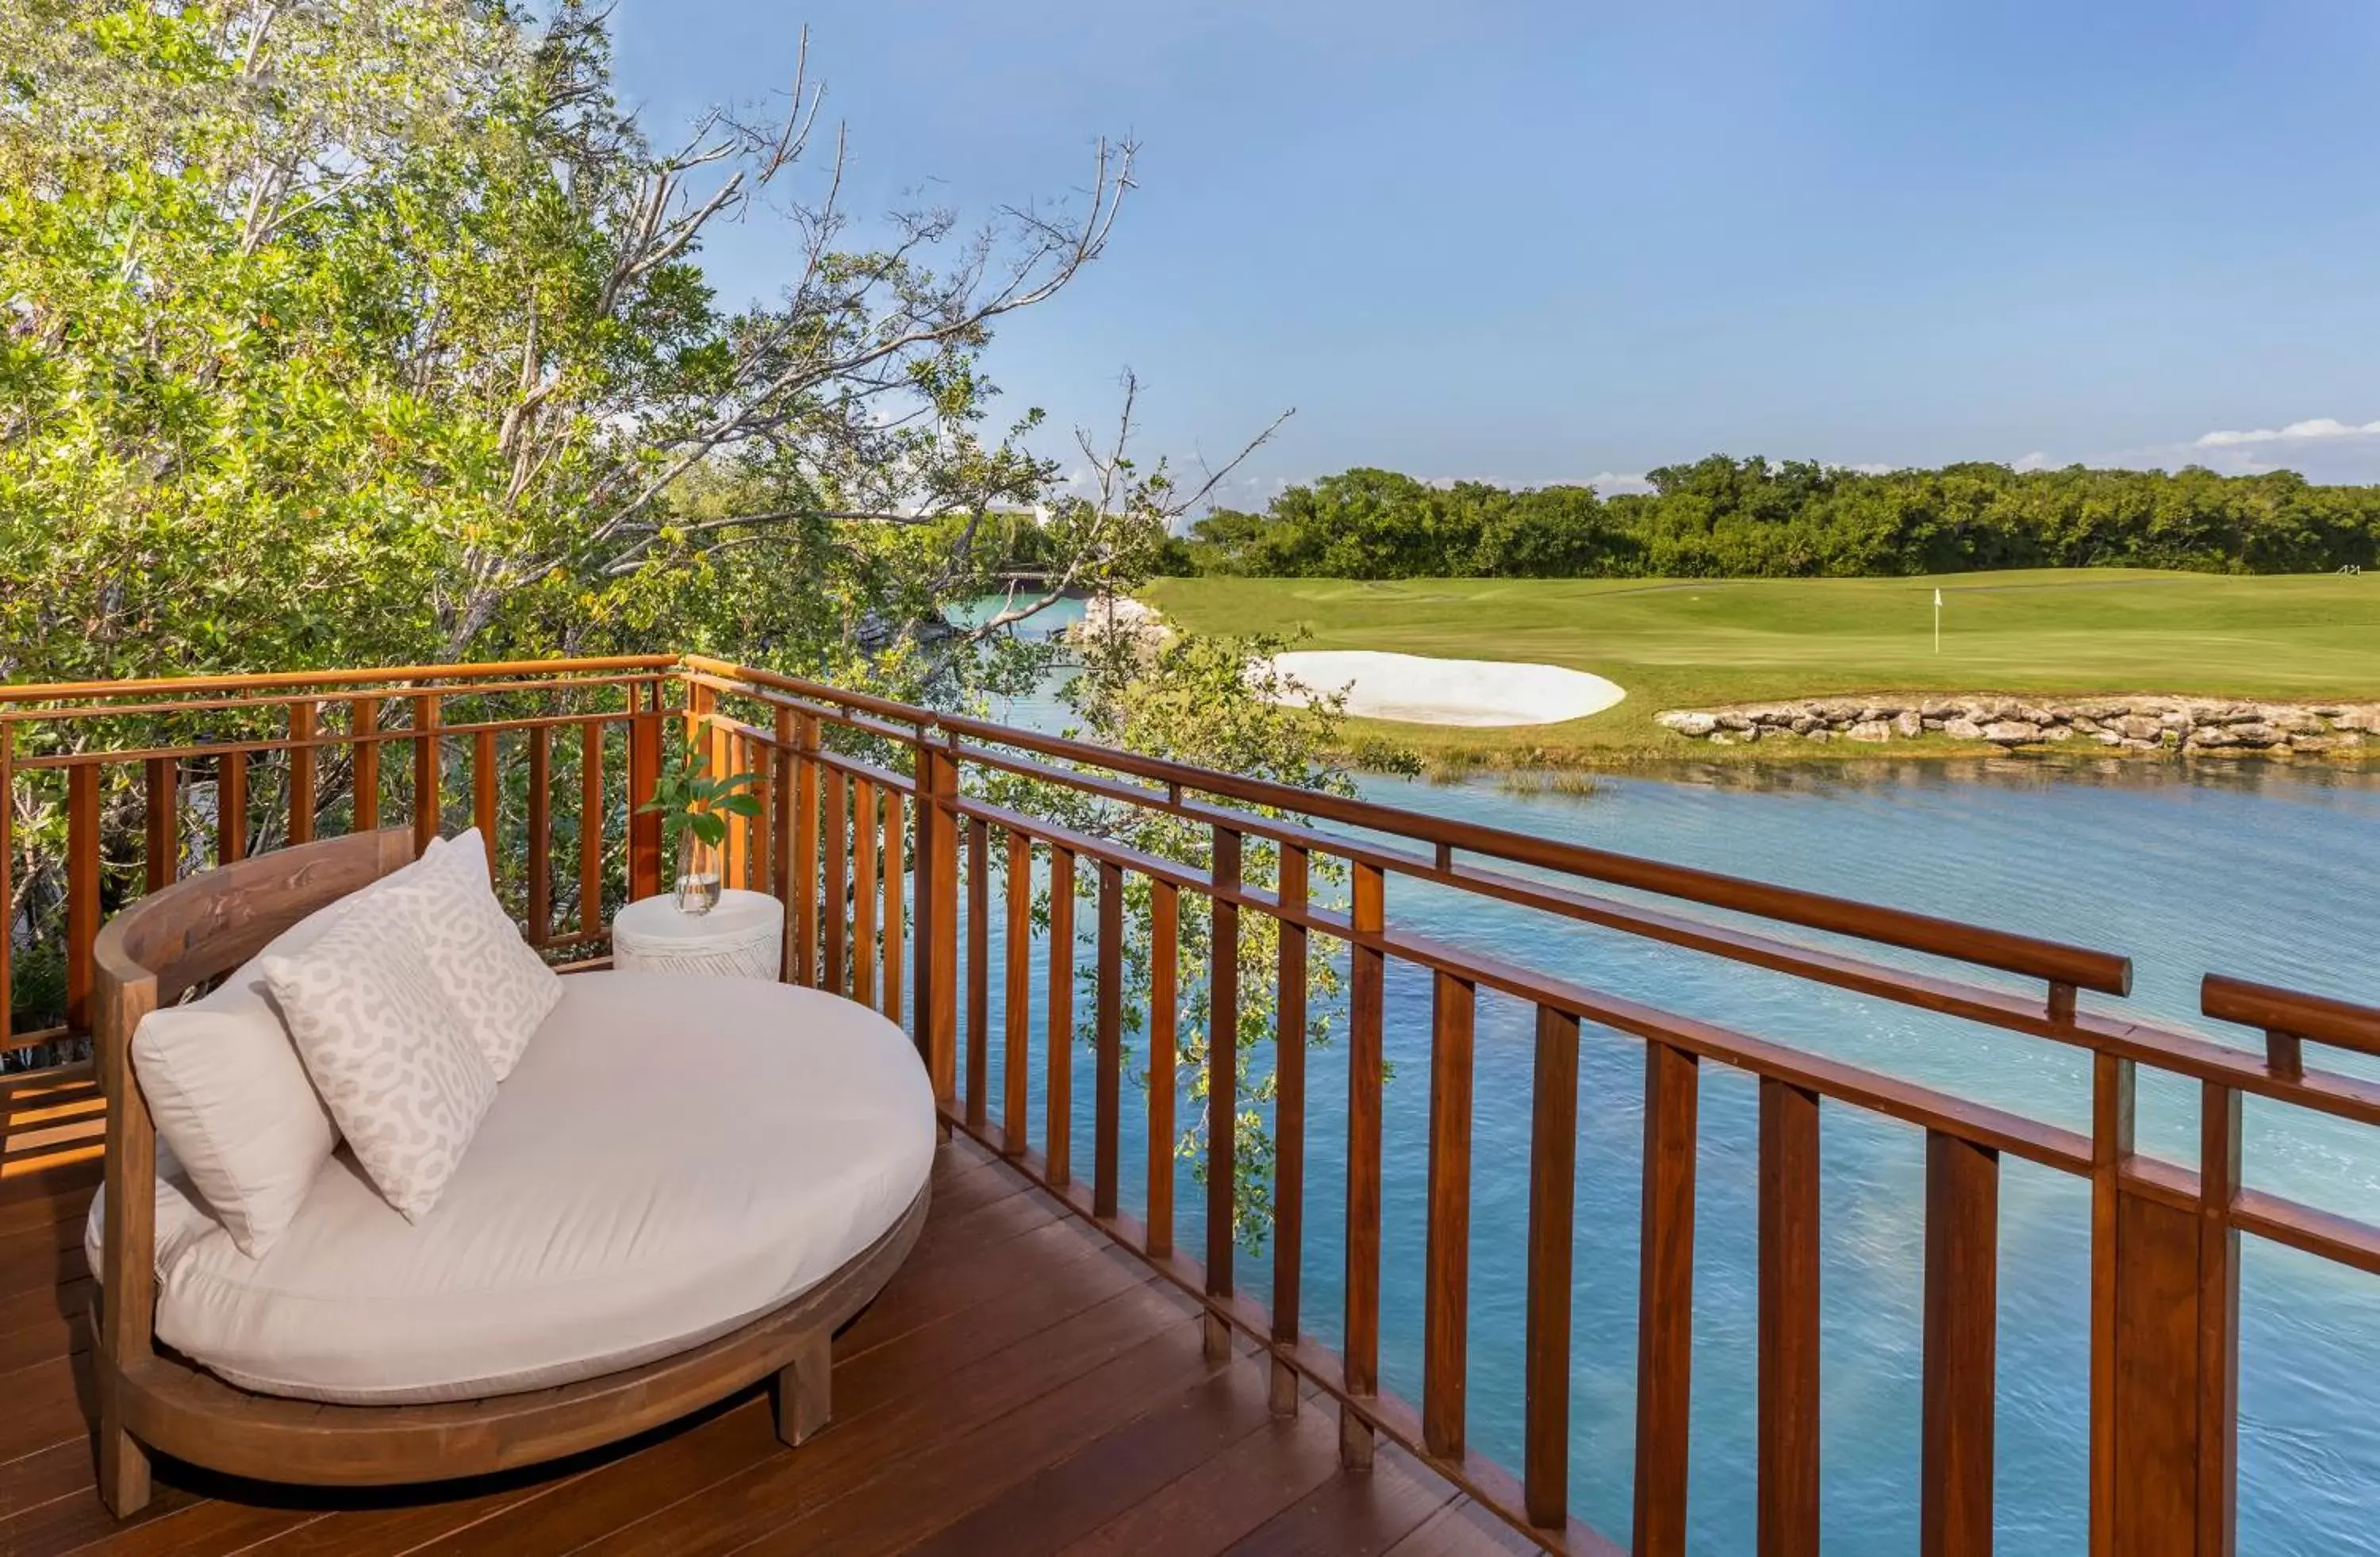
[91,828,928,1517]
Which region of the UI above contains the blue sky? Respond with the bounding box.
[610,2,2380,504]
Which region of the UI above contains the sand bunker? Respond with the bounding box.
[1262,651,1626,727]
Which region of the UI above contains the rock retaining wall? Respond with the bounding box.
[1063,595,1170,646]
[1655,696,2380,755]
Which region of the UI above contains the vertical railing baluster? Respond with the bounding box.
[411,692,439,852]
[773,706,796,977]
[578,719,604,937]
[920,738,959,1107]
[628,683,662,899]
[748,732,772,895]
[2197,1083,2242,1557]
[287,702,317,845]
[1147,878,1180,1259]
[1526,1005,1580,1529]
[1046,845,1077,1186]
[2098,1045,2240,1557]
[1272,843,1311,1415]
[218,749,248,863]
[1758,1077,1821,1556]
[527,726,552,944]
[881,789,904,1027]
[351,696,380,832]
[1921,1129,2000,1557]
[683,679,713,778]
[1095,860,1123,1220]
[474,729,498,870]
[1205,825,1243,1361]
[1342,859,1386,1470]
[727,731,751,889]
[144,758,177,893]
[0,729,12,1035]
[852,777,878,1009]
[822,772,847,996]
[791,713,820,986]
[1003,828,1031,1159]
[66,763,99,1033]
[966,817,989,1130]
[1634,1040,1699,1557]
[1424,969,1477,1457]
[2088,1051,2132,1557]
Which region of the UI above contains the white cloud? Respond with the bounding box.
[1586,471,1654,495]
[1832,461,1895,476]
[2194,417,2380,449]
[2013,451,2052,472]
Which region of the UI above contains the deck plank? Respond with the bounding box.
[0,1349,91,1466]
[0,1293,89,1375]
[1384,1496,1546,1555]
[908,1353,1284,1557]
[1053,1401,1351,1556]
[2,1485,213,1557]
[0,1221,88,1300]
[1226,1443,1461,1556]
[731,1324,1228,1555]
[0,1135,1526,1557]
[568,1270,1185,1555]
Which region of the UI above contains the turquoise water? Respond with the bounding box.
[965,654,2380,1552]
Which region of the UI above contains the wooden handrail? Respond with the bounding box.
[5,657,2372,1557]
[2203,973,2380,1080]
[0,655,677,705]
[685,655,2130,992]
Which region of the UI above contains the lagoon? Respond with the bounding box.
[976,640,2380,1553]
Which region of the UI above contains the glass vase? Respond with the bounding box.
[673,829,724,914]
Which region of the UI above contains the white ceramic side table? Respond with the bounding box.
[611,889,785,980]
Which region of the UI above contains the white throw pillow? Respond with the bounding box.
[261,912,497,1222]
[129,863,420,1258]
[379,830,561,1081]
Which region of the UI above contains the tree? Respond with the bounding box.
[4,0,1315,1094]
[983,628,1354,1251]
[0,0,1242,700]
[1167,459,2380,580]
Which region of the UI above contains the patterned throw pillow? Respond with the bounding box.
[260,913,497,1222]
[130,851,431,1257]
[381,831,562,1081]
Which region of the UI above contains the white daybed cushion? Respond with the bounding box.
[90,971,935,1405]
[383,831,561,1080]
[100,1137,227,1281]
[129,852,427,1257]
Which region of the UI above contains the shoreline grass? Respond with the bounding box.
[1142,568,2380,765]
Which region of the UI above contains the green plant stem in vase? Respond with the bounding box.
[636,749,762,914]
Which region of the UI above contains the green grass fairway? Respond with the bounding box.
[1138,569,2380,760]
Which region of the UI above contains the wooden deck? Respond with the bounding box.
[0,1121,1531,1556]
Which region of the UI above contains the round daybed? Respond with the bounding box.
[87,828,935,1516]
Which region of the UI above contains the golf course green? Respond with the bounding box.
[1138,568,2380,761]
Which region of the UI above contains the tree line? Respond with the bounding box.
[1161,459,2380,579]
[4,1,1338,1235]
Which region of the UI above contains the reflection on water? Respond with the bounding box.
[973,659,2380,1552]
[1342,757,2380,1555]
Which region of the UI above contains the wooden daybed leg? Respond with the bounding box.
[772,1328,832,1447]
[98,1405,152,1517]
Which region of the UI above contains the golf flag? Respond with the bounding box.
[1933,588,1942,652]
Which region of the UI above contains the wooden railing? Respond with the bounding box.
[6,655,2378,1556]
[0,658,676,1080]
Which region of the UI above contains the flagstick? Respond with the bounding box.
[1933,587,1942,654]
